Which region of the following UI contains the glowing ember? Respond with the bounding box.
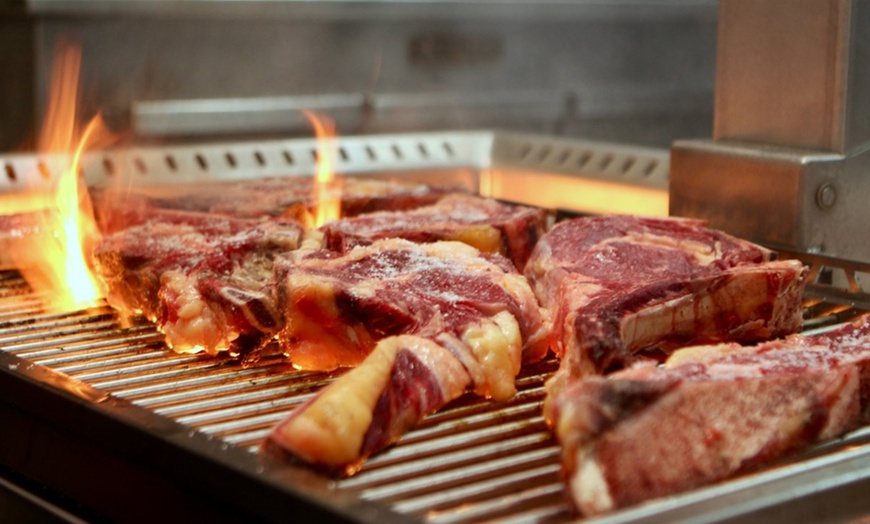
[303,110,342,227]
[5,44,108,312]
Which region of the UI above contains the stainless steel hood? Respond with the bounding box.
[1,0,717,149]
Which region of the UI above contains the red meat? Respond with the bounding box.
[524,215,808,400]
[320,194,547,270]
[266,238,549,472]
[553,316,870,515]
[92,208,302,357]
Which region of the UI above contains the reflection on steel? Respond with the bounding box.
[670,0,870,263]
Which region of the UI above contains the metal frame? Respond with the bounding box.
[26,0,718,20]
[0,130,669,209]
[670,0,870,264]
[0,344,394,523]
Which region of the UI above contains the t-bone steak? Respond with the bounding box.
[93,176,452,231]
[92,209,303,357]
[553,315,870,515]
[524,215,808,413]
[265,238,549,473]
[318,194,547,270]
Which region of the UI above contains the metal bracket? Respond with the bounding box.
[670,139,870,262]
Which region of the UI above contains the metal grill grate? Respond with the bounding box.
[1,266,870,523]
[0,268,570,521]
[2,132,870,522]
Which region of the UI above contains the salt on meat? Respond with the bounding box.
[524,215,808,417]
[554,315,870,515]
[265,238,549,473]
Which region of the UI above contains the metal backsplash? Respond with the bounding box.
[1,1,717,150]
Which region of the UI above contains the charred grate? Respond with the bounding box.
[0,265,869,523]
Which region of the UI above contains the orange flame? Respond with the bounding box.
[8,44,108,312]
[303,110,342,227]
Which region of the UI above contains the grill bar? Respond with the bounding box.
[2,131,870,522]
[1,261,869,523]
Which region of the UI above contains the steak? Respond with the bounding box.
[93,176,452,231]
[92,209,302,357]
[265,238,549,472]
[524,215,808,409]
[319,194,547,270]
[554,316,870,515]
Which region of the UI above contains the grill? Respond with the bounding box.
[3,131,870,523]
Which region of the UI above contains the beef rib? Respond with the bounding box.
[553,315,870,515]
[319,194,547,270]
[524,215,808,413]
[265,238,549,472]
[92,208,302,357]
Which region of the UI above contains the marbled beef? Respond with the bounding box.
[319,194,547,270]
[554,315,870,515]
[93,176,451,232]
[92,208,302,357]
[524,215,808,412]
[265,238,549,472]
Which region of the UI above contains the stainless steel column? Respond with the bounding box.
[670,0,870,261]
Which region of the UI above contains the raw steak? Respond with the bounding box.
[524,215,808,399]
[319,194,547,270]
[92,209,302,357]
[553,315,870,515]
[265,238,549,472]
[93,176,452,232]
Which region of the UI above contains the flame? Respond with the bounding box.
[303,110,342,227]
[6,44,108,312]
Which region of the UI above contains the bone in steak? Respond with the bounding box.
[554,315,870,515]
[92,209,302,357]
[265,238,549,472]
[319,194,547,270]
[524,215,808,402]
[93,177,451,231]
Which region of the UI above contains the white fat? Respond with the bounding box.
[819,369,861,440]
[176,296,205,320]
[349,281,378,299]
[161,271,236,355]
[572,452,614,516]
[602,232,721,266]
[498,273,536,307]
[288,229,325,261]
[461,310,522,401]
[272,334,464,469]
[497,273,550,359]
[664,343,743,367]
[564,280,606,312]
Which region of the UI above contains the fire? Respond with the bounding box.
[6,44,109,312]
[303,110,342,227]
